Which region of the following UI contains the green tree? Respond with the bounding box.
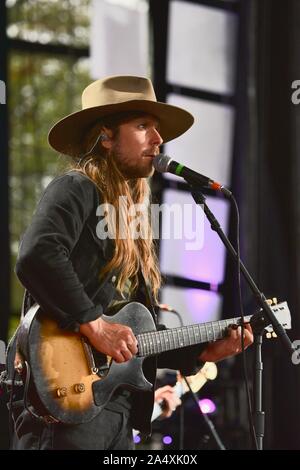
[7,0,91,335]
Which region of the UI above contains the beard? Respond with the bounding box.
[111,144,155,180]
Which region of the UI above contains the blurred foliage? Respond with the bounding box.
[7,0,92,331]
[6,0,91,47]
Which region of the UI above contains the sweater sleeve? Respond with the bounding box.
[15,172,103,329]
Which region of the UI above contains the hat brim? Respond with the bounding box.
[48,100,194,157]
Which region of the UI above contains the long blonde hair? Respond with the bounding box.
[67,112,161,301]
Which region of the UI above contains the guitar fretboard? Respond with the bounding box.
[137,315,251,357]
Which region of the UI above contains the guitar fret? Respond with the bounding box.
[205,324,210,342]
[190,325,195,344]
[153,331,159,354]
[207,323,212,342]
[136,335,144,356]
[167,329,172,350]
[201,323,205,342]
[162,330,168,351]
[178,329,183,348]
[179,329,184,347]
[161,330,167,352]
[148,332,153,355]
[137,333,144,356]
[178,329,182,347]
[193,325,200,343]
[146,333,151,356]
[184,328,188,345]
[185,327,190,346]
[187,326,192,346]
[217,321,222,340]
[153,332,157,353]
[218,320,226,339]
[172,328,177,350]
[139,333,144,356]
[208,322,214,341]
[162,329,169,352]
[177,328,182,348]
[155,332,161,354]
[150,332,156,354]
[150,331,157,355]
[152,331,157,354]
[170,328,175,350]
[185,327,191,346]
[142,333,148,356]
[212,322,216,341]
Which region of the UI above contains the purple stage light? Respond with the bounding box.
[199,398,216,414]
[162,435,173,445]
[133,434,141,444]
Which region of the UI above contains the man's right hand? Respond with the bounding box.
[79,317,138,363]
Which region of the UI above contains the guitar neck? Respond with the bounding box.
[137,314,252,358]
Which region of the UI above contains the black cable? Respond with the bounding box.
[182,375,226,450]
[157,303,184,328]
[229,194,258,450]
[179,400,184,450]
[8,368,17,445]
[76,133,104,165]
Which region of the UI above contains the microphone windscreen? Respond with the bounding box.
[153,154,172,173]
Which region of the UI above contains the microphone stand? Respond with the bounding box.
[189,187,294,356]
[189,187,294,450]
[253,331,264,450]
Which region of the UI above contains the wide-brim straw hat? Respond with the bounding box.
[48,75,194,157]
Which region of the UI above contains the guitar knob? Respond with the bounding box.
[74,383,85,394]
[56,387,67,398]
[266,332,272,339]
[272,297,278,305]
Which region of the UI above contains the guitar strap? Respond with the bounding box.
[20,290,27,320]
[6,289,32,378]
[137,270,158,323]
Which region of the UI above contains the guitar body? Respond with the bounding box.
[17,302,155,424]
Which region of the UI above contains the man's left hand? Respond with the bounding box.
[199,324,253,363]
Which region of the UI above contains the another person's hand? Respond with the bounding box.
[154,385,182,418]
[79,317,138,363]
[199,324,253,363]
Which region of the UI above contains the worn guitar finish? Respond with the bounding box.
[17,301,291,424]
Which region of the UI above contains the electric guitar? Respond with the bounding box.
[16,300,291,424]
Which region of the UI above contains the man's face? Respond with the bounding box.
[106,114,163,179]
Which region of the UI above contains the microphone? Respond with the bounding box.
[153,154,232,197]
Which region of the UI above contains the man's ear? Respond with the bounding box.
[100,127,113,149]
